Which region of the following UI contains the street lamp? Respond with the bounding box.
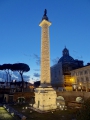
[80,83,82,91]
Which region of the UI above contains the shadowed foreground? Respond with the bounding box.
[11,103,77,120]
[0,107,20,120]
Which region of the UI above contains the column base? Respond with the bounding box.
[33,87,57,112]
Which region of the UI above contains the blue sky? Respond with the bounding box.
[0,0,90,83]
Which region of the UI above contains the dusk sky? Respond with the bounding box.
[0,0,90,83]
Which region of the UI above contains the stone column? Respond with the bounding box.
[39,20,51,87]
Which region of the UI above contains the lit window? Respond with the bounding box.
[80,71,83,75]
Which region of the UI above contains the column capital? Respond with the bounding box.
[39,19,51,27]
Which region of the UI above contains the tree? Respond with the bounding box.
[0,65,3,81]
[0,65,3,70]
[76,97,90,120]
[11,63,30,92]
[1,64,12,84]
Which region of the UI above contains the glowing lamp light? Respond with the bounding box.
[70,77,75,83]
[80,83,82,86]
[57,103,59,106]
[62,105,64,108]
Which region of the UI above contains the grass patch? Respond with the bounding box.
[0,107,20,120]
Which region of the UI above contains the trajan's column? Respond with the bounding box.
[33,9,57,111]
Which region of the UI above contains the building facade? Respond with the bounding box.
[51,47,84,91]
[51,62,63,87]
[70,64,90,91]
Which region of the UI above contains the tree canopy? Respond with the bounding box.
[0,63,30,92]
[11,63,30,92]
[0,64,13,83]
[11,63,30,73]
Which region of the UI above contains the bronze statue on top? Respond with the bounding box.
[42,9,48,21]
[44,9,47,16]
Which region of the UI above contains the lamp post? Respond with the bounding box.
[80,83,82,92]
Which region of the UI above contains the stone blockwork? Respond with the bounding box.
[13,92,34,102]
[40,19,51,87]
[13,91,90,104]
[57,91,90,101]
[33,11,57,111]
[33,87,57,111]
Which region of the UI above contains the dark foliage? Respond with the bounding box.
[0,63,30,92]
[11,63,30,92]
[0,65,3,70]
[2,64,12,70]
[11,63,30,73]
[1,64,12,83]
[76,97,90,120]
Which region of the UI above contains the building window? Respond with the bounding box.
[78,72,80,76]
[74,72,76,76]
[86,77,89,82]
[76,72,78,76]
[77,78,79,83]
[89,70,90,74]
[80,71,83,75]
[77,72,79,76]
[72,72,75,76]
[84,70,88,74]
[81,78,84,82]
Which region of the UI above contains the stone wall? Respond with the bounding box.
[13,92,34,102]
[13,91,90,103]
[57,91,90,101]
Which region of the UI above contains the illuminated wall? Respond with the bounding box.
[39,20,51,86]
[71,65,90,91]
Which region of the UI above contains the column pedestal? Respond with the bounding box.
[33,87,57,111]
